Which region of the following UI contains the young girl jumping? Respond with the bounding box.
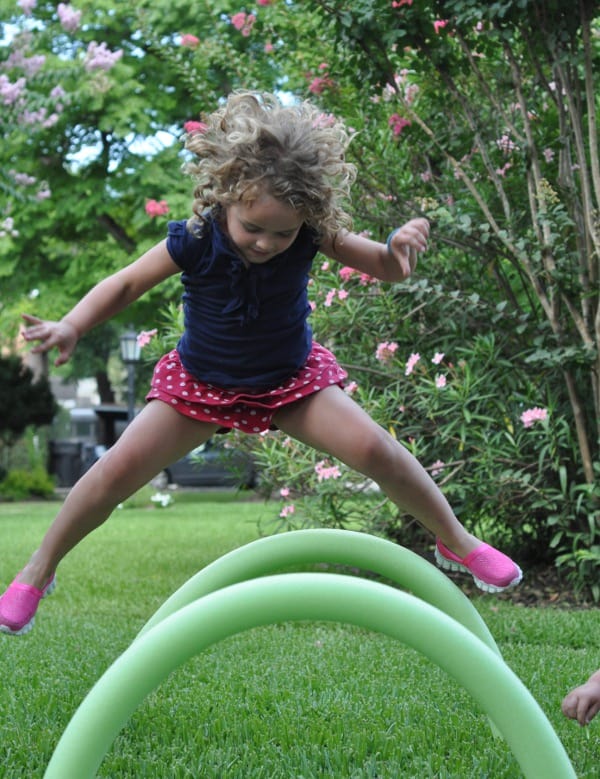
[0,91,522,636]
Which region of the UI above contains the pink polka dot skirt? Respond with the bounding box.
[146,342,347,434]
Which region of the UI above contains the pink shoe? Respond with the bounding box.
[435,540,522,593]
[0,574,56,636]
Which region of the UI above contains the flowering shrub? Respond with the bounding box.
[247,265,598,581]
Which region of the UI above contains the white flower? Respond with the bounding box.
[151,492,173,508]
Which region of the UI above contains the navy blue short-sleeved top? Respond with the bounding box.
[166,214,320,390]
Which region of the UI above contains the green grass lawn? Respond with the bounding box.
[0,494,598,778]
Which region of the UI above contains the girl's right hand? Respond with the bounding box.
[21,314,79,366]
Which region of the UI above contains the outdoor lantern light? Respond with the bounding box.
[119,327,141,365]
[119,327,141,422]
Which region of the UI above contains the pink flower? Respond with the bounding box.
[257,0,273,4]
[0,75,26,106]
[322,288,348,306]
[344,381,358,396]
[388,113,411,136]
[184,120,208,134]
[43,112,59,129]
[50,85,67,101]
[543,148,555,163]
[520,407,548,428]
[496,134,519,154]
[431,352,445,365]
[231,12,247,30]
[433,19,449,33]
[339,266,356,282]
[392,0,412,6]
[376,341,399,363]
[405,352,421,376]
[241,14,256,36]
[435,374,447,389]
[264,41,274,53]
[12,172,37,186]
[57,3,82,33]
[145,199,169,218]
[279,487,290,498]
[84,41,123,72]
[280,504,295,518]
[136,328,158,348]
[315,460,342,482]
[359,272,377,285]
[20,107,50,125]
[430,460,445,477]
[308,75,334,94]
[496,162,512,177]
[231,12,256,36]
[20,54,46,77]
[180,33,200,48]
[324,289,336,307]
[17,0,36,14]
[312,112,336,129]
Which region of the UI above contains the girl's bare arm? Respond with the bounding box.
[22,240,179,365]
[320,218,429,282]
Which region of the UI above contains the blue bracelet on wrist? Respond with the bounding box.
[386,228,400,254]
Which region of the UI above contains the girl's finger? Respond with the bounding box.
[21,313,43,326]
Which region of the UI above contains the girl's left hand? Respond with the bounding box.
[388,218,430,278]
[562,678,600,726]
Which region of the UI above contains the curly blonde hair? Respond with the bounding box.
[184,91,356,242]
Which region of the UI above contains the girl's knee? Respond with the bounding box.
[351,426,399,477]
[83,445,142,497]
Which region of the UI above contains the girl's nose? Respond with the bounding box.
[255,236,275,252]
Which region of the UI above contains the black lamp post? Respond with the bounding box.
[119,327,141,423]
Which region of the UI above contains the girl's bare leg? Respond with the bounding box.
[273,385,480,557]
[16,401,219,589]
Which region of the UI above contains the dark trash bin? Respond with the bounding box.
[81,443,106,475]
[48,440,83,487]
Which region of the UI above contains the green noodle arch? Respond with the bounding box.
[44,573,576,778]
[137,529,500,655]
[136,529,503,739]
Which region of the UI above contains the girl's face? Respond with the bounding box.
[224,192,304,265]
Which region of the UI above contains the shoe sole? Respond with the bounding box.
[0,618,35,636]
[435,548,523,593]
[42,577,57,599]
